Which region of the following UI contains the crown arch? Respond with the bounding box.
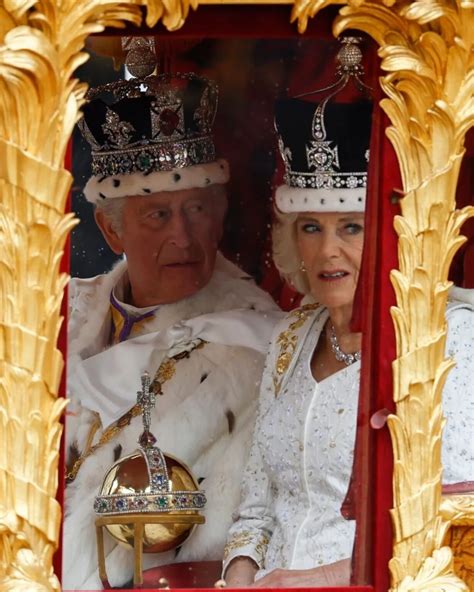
[0,2,473,592]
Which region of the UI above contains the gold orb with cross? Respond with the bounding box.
[94,372,207,586]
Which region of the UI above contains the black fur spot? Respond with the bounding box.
[142,188,151,194]
[99,192,107,200]
[200,372,208,384]
[225,409,235,434]
[304,197,308,203]
[173,173,181,182]
[113,179,120,188]
[339,198,345,203]
[358,197,363,202]
[113,444,122,462]
[320,198,325,205]
[198,477,205,484]
[68,443,79,468]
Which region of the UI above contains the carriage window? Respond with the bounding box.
[65,33,380,589]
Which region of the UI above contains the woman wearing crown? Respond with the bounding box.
[222,93,474,586]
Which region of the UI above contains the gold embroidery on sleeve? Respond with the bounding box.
[223,530,270,564]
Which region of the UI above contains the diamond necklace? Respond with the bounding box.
[328,324,361,366]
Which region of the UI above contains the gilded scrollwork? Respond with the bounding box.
[441,494,474,589]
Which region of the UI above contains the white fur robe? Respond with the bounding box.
[63,254,282,590]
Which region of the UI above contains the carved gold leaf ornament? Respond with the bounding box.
[441,496,474,525]
[142,0,200,32]
[442,496,474,591]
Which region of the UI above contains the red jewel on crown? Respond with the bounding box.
[159,108,180,136]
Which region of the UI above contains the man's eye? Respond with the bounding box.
[186,203,204,214]
[344,223,363,235]
[149,210,168,220]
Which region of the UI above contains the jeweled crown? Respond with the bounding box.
[274,99,372,191]
[79,73,218,178]
[275,37,372,192]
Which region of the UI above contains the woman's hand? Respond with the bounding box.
[225,556,259,587]
[251,558,351,588]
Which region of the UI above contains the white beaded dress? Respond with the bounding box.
[223,295,474,578]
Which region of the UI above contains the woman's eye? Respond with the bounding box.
[300,223,320,233]
[344,223,364,235]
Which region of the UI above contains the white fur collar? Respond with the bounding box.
[69,252,278,360]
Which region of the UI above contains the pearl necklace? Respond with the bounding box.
[328,324,361,366]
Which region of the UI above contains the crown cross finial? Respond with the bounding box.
[137,372,157,447]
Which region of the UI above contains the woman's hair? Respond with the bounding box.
[272,209,310,295]
[94,184,228,236]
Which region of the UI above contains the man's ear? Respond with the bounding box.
[94,209,124,255]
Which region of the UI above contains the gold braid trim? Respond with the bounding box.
[66,340,206,483]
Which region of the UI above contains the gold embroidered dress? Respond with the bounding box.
[224,293,474,578]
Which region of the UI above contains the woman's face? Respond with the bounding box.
[295,211,365,310]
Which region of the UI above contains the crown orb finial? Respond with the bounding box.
[123,37,157,79]
[336,37,363,71]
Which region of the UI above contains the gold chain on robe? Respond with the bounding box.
[66,340,207,483]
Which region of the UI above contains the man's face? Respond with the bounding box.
[98,186,225,307]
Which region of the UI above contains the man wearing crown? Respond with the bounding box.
[63,73,282,590]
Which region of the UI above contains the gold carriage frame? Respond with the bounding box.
[0,1,473,590]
